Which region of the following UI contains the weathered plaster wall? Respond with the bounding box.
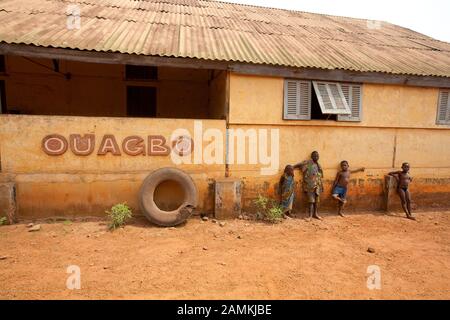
[228,73,450,213]
[0,115,226,218]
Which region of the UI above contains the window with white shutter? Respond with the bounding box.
[338,84,363,122]
[312,81,351,115]
[283,80,311,120]
[437,90,450,125]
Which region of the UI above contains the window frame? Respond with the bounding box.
[283,79,363,122]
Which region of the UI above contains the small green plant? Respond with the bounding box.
[253,195,284,223]
[106,203,133,230]
[0,217,7,226]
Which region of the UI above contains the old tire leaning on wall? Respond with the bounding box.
[139,167,197,227]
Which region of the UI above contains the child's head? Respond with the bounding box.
[340,160,349,171]
[284,165,294,176]
[402,162,410,172]
[311,151,320,162]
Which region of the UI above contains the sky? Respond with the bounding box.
[226,0,450,42]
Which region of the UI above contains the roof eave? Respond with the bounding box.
[1,43,449,89]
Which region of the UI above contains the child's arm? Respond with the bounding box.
[388,171,401,183]
[350,167,365,174]
[332,172,340,189]
[293,161,306,170]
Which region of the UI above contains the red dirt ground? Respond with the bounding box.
[0,211,449,300]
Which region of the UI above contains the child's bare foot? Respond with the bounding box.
[313,214,322,221]
[339,212,346,218]
[407,215,417,221]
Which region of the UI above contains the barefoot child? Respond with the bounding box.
[294,151,323,221]
[332,161,365,217]
[389,163,416,220]
[279,165,295,217]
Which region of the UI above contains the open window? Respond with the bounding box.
[125,64,158,81]
[284,79,362,122]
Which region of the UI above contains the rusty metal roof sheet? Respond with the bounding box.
[1,0,450,77]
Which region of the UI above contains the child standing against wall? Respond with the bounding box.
[332,161,365,217]
[389,163,416,220]
[279,165,295,217]
[294,151,323,221]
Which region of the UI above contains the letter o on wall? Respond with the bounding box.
[42,134,68,156]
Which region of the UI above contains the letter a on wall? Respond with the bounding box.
[97,135,121,156]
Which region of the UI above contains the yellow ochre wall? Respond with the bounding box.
[0,115,226,218]
[228,73,450,212]
[1,66,450,219]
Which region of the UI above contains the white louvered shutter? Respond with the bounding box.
[312,81,351,115]
[338,84,362,122]
[436,90,450,125]
[284,80,311,120]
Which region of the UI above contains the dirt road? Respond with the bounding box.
[1,211,449,300]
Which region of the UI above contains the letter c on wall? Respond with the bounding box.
[42,134,68,156]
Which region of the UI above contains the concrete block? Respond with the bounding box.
[0,182,17,224]
[215,178,241,219]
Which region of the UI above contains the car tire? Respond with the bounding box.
[139,167,197,227]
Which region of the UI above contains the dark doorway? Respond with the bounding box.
[126,86,157,117]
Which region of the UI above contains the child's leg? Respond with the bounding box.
[405,190,415,220]
[313,195,322,220]
[332,194,344,202]
[308,203,314,220]
[338,201,345,217]
[398,189,410,218]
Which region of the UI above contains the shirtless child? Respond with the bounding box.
[389,163,416,220]
[332,161,365,217]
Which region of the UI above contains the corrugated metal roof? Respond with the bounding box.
[1,0,450,77]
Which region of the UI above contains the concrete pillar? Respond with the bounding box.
[214,178,242,219]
